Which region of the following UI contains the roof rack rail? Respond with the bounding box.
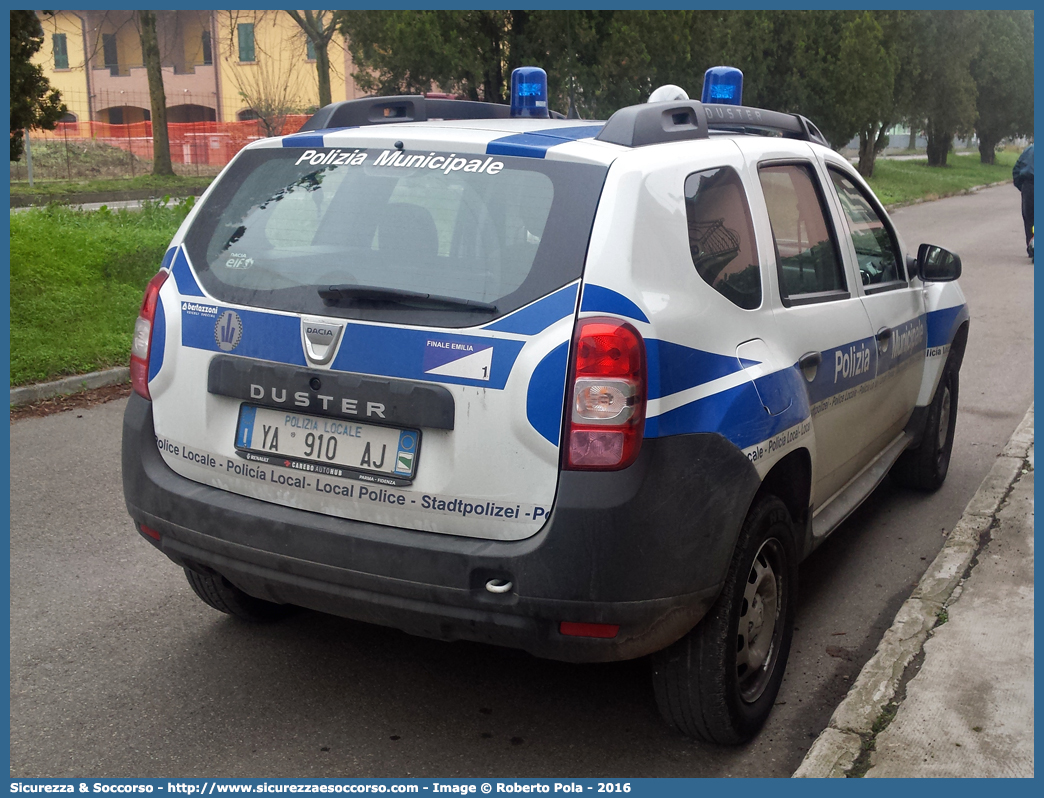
[595,100,829,148]
[299,95,566,133]
[299,95,511,132]
[702,103,829,146]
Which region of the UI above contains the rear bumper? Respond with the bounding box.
[123,393,761,662]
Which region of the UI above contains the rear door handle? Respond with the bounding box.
[799,351,822,370]
[876,327,893,344]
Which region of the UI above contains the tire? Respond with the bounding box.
[184,568,290,622]
[891,364,958,492]
[651,495,797,744]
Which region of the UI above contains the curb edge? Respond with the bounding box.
[9,367,130,407]
[793,403,1034,778]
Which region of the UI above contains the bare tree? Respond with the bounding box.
[219,11,309,136]
[285,11,338,108]
[138,10,174,174]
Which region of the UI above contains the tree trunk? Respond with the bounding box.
[978,136,997,165]
[925,126,950,167]
[315,44,332,108]
[857,124,879,179]
[139,11,173,176]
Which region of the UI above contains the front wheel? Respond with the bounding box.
[891,364,958,492]
[651,495,797,744]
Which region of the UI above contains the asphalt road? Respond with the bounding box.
[9,184,1034,778]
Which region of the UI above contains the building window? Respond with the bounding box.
[53,33,69,69]
[306,38,315,60]
[237,23,255,62]
[102,33,118,76]
[201,30,213,66]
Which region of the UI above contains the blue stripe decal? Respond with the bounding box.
[170,247,204,297]
[580,285,650,323]
[483,284,578,334]
[281,134,327,149]
[645,377,810,450]
[486,125,604,159]
[148,298,166,382]
[280,128,356,148]
[752,364,798,416]
[180,305,526,389]
[926,304,967,349]
[181,305,307,365]
[878,314,927,376]
[805,335,878,405]
[160,247,176,272]
[526,342,570,446]
[644,315,940,448]
[646,339,747,401]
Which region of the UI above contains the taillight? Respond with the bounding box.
[130,270,169,400]
[564,317,646,470]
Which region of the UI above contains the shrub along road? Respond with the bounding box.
[9,198,193,386]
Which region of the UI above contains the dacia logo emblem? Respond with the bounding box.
[301,315,344,366]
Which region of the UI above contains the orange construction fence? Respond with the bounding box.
[33,116,310,167]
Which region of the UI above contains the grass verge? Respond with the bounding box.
[10,173,214,198]
[10,199,193,386]
[867,150,1017,207]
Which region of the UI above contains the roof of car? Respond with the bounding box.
[245,95,829,167]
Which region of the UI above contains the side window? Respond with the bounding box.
[759,163,846,300]
[828,168,903,286]
[684,166,761,310]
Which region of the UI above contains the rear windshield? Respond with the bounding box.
[184,146,608,326]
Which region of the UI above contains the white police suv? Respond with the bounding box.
[123,66,969,743]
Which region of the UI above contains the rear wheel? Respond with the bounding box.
[892,364,958,492]
[184,568,290,622]
[651,495,797,744]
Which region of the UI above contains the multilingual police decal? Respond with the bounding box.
[215,310,243,352]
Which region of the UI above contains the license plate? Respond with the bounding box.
[235,405,419,480]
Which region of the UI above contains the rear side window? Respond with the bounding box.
[759,163,846,301]
[684,167,761,310]
[185,147,607,327]
[828,168,904,287]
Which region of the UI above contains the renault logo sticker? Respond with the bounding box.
[301,315,345,365]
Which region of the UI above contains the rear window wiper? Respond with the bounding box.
[318,284,497,313]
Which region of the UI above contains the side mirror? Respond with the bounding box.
[916,243,962,282]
